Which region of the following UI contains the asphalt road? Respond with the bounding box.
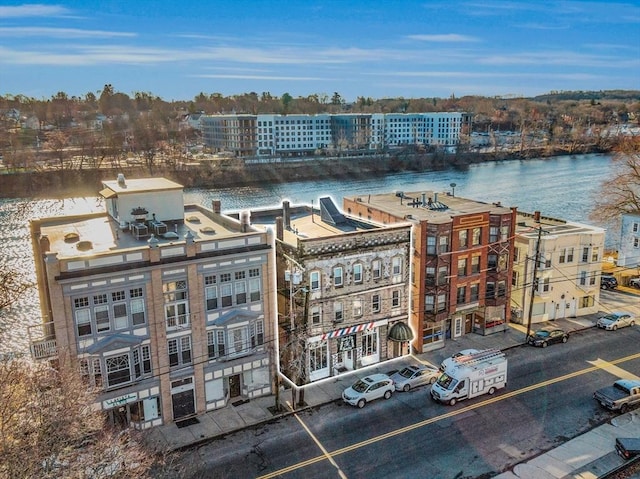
[174,316,640,479]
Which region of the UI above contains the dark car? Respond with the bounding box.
[600,274,618,289]
[616,437,640,460]
[527,326,568,347]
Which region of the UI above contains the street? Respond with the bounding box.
[172,288,640,479]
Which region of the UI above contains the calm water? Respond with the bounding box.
[0,153,616,355]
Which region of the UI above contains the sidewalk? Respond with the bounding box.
[144,311,640,478]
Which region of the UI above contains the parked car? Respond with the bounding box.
[597,312,635,331]
[342,373,395,408]
[600,274,618,289]
[390,364,440,392]
[630,277,640,289]
[527,326,568,347]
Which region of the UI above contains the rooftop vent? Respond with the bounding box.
[77,240,93,251]
[64,232,80,243]
[117,173,126,187]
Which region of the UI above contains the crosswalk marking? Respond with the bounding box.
[587,358,640,380]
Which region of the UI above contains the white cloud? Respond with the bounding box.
[0,4,71,18]
[0,27,136,38]
[406,34,479,42]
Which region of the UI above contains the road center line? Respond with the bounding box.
[256,351,640,479]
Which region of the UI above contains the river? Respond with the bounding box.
[0,153,617,355]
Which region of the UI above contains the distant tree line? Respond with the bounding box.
[0,85,638,174]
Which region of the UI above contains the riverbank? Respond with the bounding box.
[0,143,610,199]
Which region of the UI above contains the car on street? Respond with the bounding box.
[527,326,569,347]
[390,364,441,392]
[601,274,618,289]
[597,312,635,331]
[630,277,640,289]
[342,373,395,408]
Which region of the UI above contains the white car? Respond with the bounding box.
[342,373,395,408]
[440,349,479,371]
[390,364,440,392]
[597,312,635,331]
[630,277,640,289]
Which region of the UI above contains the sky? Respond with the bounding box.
[0,1,639,102]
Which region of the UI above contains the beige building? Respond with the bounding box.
[29,175,276,429]
[246,198,412,386]
[511,211,605,329]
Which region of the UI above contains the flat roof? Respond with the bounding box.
[344,191,512,223]
[37,204,248,259]
[101,177,183,195]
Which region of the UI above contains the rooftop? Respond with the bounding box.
[343,190,512,224]
[37,204,249,259]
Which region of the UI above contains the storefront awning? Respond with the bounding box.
[387,321,414,342]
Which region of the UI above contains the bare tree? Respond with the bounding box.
[590,136,640,225]
[0,355,181,479]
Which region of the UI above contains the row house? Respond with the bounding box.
[512,211,605,326]
[343,191,516,353]
[617,212,640,271]
[245,198,412,386]
[29,175,276,429]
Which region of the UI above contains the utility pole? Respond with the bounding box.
[525,225,543,341]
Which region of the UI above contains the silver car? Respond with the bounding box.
[597,312,635,331]
[390,364,440,392]
[342,373,395,408]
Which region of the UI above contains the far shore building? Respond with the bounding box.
[28,175,276,429]
[244,198,412,386]
[511,211,605,327]
[200,112,471,158]
[343,191,516,353]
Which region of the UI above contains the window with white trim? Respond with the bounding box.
[392,257,402,276]
[309,340,328,373]
[311,306,321,324]
[372,294,380,313]
[362,329,378,356]
[310,270,321,290]
[334,301,343,322]
[353,299,362,318]
[372,260,382,279]
[164,280,189,330]
[168,336,192,367]
[73,287,146,338]
[333,266,343,287]
[392,290,400,308]
[353,263,363,283]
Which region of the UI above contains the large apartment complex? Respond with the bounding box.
[201,112,471,157]
[343,192,516,353]
[29,176,276,429]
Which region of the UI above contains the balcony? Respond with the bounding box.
[28,321,57,360]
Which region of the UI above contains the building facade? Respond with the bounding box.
[246,197,412,386]
[617,212,640,270]
[201,112,471,157]
[29,176,276,429]
[511,211,605,326]
[343,191,516,353]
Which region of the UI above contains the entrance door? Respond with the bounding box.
[229,374,241,398]
[171,377,195,420]
[172,390,195,420]
[465,314,473,334]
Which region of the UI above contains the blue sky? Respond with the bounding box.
[1,1,639,102]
